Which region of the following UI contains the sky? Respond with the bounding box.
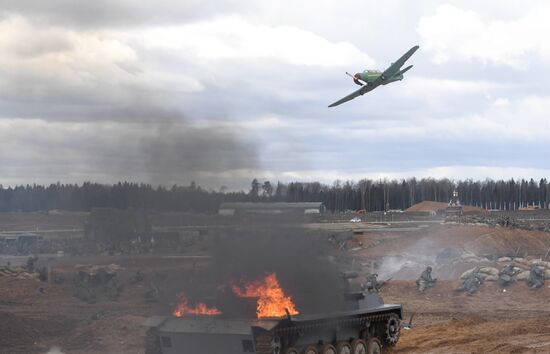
[1,0,549,190]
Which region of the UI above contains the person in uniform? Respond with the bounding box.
[106,275,122,301]
[527,265,545,288]
[364,273,385,293]
[457,268,484,295]
[498,263,517,287]
[416,266,437,292]
[25,255,38,272]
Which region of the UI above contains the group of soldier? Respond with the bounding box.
[415,263,545,295]
[487,262,544,289]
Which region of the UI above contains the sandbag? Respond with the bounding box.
[531,260,550,269]
[484,275,498,281]
[516,271,530,281]
[498,257,512,263]
[514,258,532,267]
[479,267,499,276]
[460,268,476,279]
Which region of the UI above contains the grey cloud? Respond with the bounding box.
[0,0,248,28]
[142,122,259,186]
[11,34,73,58]
[0,118,259,189]
[1,0,548,187]
[0,15,260,188]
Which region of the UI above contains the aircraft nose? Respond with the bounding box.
[353,73,363,86]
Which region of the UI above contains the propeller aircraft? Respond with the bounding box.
[328,45,419,107]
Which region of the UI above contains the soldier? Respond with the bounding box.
[498,263,517,287]
[130,270,144,284]
[106,275,122,301]
[73,272,96,304]
[25,255,38,272]
[457,268,484,295]
[364,273,384,293]
[53,272,65,284]
[76,286,96,304]
[416,266,437,292]
[38,266,48,282]
[145,279,161,303]
[527,265,545,289]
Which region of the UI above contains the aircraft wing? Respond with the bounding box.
[374,45,419,85]
[328,84,376,107]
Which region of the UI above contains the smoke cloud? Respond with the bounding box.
[155,224,347,317]
[142,120,258,187]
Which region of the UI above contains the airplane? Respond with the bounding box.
[328,45,419,107]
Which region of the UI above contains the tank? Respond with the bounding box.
[144,290,403,354]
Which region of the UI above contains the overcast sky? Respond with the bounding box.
[1,0,549,190]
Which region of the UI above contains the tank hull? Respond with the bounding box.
[144,304,403,354]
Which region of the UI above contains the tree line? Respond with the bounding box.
[0,178,549,213]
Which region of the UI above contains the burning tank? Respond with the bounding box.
[144,273,403,354]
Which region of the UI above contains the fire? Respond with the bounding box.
[232,273,299,319]
[173,293,221,317]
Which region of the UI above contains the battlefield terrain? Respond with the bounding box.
[1,209,550,353]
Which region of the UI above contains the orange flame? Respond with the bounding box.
[173,293,221,317]
[232,273,299,319]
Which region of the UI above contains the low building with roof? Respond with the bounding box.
[218,202,325,216]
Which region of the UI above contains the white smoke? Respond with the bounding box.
[45,347,66,354]
[376,238,437,280]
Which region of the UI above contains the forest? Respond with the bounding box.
[0,178,548,213]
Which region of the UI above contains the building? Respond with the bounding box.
[218,202,326,216]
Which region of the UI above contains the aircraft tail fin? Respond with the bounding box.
[395,65,413,77]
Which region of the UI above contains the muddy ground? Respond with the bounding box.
[1,222,550,353]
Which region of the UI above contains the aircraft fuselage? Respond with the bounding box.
[355,70,403,86]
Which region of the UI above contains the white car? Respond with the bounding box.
[349,217,361,223]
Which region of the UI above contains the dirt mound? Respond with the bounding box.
[465,228,550,256]
[406,201,482,213]
[406,201,448,213]
[358,224,550,259]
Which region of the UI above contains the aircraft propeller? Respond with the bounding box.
[346,72,365,86]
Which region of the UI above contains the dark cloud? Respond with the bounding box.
[0,117,259,189]
[141,120,258,186]
[0,0,247,28]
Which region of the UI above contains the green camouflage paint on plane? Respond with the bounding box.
[353,69,404,85]
[329,45,419,107]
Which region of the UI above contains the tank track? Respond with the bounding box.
[274,312,395,336]
[253,312,398,353]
